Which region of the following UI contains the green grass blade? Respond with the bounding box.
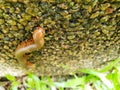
[80,69,113,89]
[100,58,120,72]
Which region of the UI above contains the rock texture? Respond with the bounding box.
[0,0,119,76]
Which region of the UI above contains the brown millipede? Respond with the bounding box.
[15,27,45,67]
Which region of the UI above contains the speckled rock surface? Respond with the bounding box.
[0,0,120,76]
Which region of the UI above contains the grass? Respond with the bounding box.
[5,58,120,90]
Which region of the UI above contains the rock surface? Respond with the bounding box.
[0,0,119,76]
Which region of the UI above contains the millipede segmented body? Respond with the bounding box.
[15,27,45,67]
